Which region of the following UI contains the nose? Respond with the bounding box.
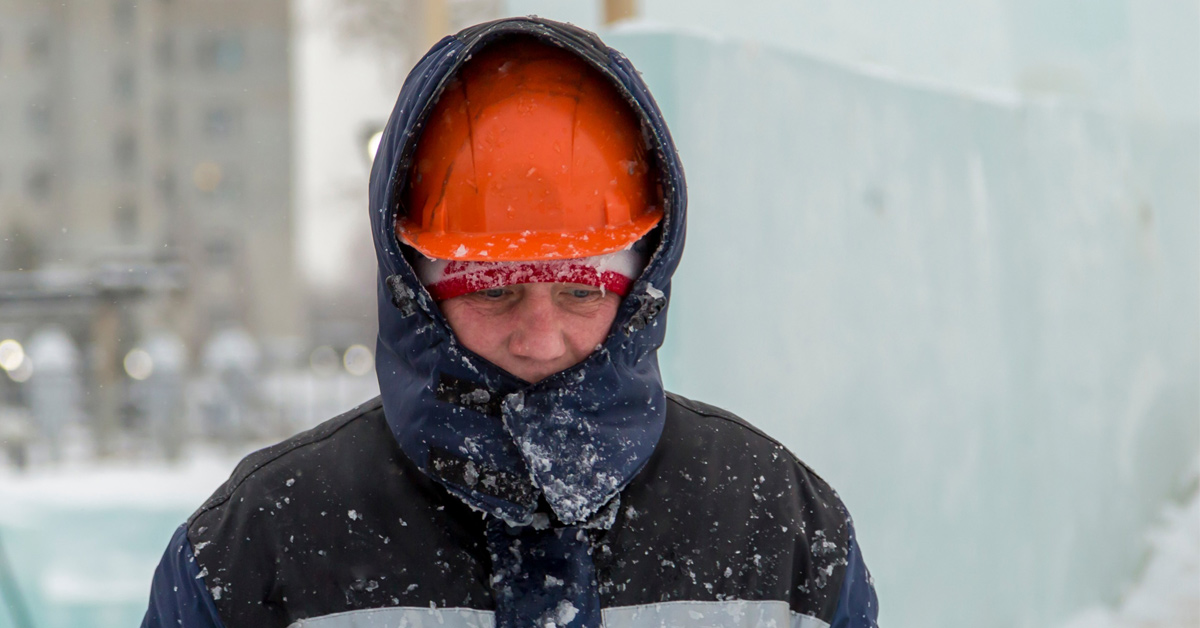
[507,289,567,364]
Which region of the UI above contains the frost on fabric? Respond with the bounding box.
[486,516,596,628]
[625,283,667,333]
[503,392,623,525]
[460,388,492,406]
[797,527,848,593]
[553,600,579,626]
[580,497,620,530]
[530,513,551,530]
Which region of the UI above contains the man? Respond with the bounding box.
[143,17,878,628]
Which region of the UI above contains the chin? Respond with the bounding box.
[511,367,563,384]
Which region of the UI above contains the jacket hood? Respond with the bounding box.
[369,17,687,528]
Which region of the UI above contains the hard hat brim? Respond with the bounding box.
[398,209,661,262]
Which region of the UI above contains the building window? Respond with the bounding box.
[157,169,177,203]
[208,305,237,329]
[114,131,138,173]
[114,200,139,243]
[155,33,176,70]
[198,169,243,203]
[192,161,222,193]
[114,63,136,102]
[113,0,136,34]
[196,33,244,72]
[27,30,51,67]
[205,237,235,267]
[157,101,177,140]
[203,106,242,139]
[192,162,244,203]
[26,166,53,202]
[215,170,244,202]
[27,101,52,136]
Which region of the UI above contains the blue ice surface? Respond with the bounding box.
[0,502,189,628]
[604,27,1198,628]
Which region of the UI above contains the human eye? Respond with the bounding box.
[565,286,602,300]
[478,287,509,299]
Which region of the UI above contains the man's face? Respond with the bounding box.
[439,282,621,383]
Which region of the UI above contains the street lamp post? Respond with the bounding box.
[424,0,448,48]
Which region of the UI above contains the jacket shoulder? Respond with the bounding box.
[600,392,857,621]
[182,396,494,624]
[187,397,386,526]
[664,391,842,504]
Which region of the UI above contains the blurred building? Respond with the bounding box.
[0,0,299,452]
[299,0,504,352]
[0,0,299,351]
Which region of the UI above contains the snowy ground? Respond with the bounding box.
[1057,461,1200,628]
[0,368,379,628]
[0,449,240,515]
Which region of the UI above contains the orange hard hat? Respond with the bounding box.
[399,38,662,262]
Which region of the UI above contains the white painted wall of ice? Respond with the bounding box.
[603,27,1198,628]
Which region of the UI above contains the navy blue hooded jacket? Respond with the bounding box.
[142,17,878,628]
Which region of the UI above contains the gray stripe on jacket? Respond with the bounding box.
[288,600,831,628]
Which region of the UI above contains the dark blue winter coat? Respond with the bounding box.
[142,17,878,628]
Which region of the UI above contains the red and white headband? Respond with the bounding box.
[415,249,644,302]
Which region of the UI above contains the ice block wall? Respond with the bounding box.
[0,462,226,628]
[606,29,1199,628]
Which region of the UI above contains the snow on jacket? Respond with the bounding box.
[141,17,879,628]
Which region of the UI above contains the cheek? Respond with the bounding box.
[441,300,510,355]
[566,295,622,352]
